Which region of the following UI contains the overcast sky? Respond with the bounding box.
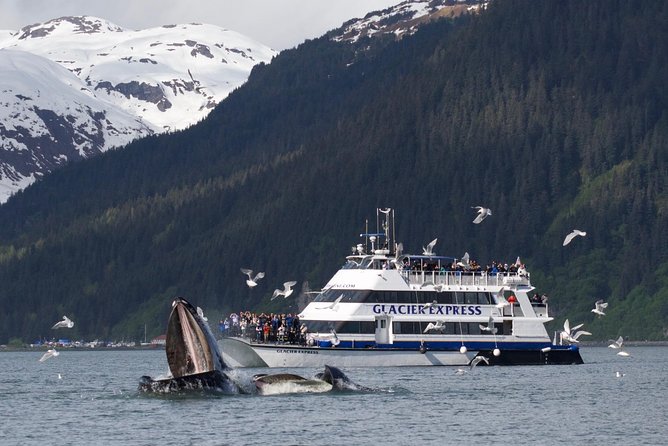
[0,0,405,50]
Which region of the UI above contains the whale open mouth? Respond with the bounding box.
[165,298,217,378]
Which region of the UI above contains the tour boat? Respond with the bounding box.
[220,209,583,367]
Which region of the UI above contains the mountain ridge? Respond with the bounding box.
[0,15,276,203]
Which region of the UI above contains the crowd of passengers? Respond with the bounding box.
[219,311,307,344]
[392,258,528,276]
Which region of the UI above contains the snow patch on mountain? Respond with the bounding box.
[0,16,276,203]
[332,0,485,43]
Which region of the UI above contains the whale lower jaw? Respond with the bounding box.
[255,379,333,395]
[138,370,240,394]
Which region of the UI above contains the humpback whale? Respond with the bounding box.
[253,365,370,395]
[253,373,333,395]
[138,297,242,394]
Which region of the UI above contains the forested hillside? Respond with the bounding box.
[0,0,666,344]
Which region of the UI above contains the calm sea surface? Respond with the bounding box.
[0,346,666,446]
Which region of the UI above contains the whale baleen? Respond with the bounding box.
[138,297,242,394]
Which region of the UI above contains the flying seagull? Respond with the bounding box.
[494,289,510,308]
[608,336,624,349]
[390,242,406,269]
[457,252,471,270]
[470,356,489,369]
[317,294,344,310]
[472,206,492,224]
[562,229,587,246]
[422,238,438,256]
[560,319,591,344]
[591,299,608,317]
[271,281,297,299]
[479,316,498,334]
[241,268,265,288]
[196,307,208,322]
[52,316,74,329]
[608,336,630,356]
[423,321,445,333]
[39,349,59,362]
[479,316,497,333]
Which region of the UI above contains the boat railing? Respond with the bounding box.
[401,270,530,287]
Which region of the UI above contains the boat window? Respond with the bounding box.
[305,320,375,334]
[342,260,360,270]
[477,292,492,304]
[359,257,375,269]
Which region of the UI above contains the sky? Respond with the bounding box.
[0,0,406,50]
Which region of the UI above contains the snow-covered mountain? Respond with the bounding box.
[331,0,485,43]
[0,16,276,203]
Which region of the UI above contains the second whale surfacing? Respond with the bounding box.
[138,297,243,394]
[253,365,371,395]
[253,373,333,395]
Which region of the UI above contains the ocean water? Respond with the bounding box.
[0,347,665,446]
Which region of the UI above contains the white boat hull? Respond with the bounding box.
[220,338,474,367]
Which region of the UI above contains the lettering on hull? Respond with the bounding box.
[372,304,482,316]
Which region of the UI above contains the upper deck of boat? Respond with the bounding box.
[342,253,531,289]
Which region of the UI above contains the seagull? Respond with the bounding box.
[591,299,608,317]
[52,316,74,329]
[470,356,489,369]
[433,284,445,293]
[390,243,406,269]
[608,336,624,349]
[58,373,62,379]
[562,229,587,246]
[494,289,510,308]
[422,238,438,256]
[39,349,59,362]
[196,307,208,322]
[615,371,626,377]
[560,319,591,344]
[424,300,438,308]
[479,316,498,334]
[457,252,471,270]
[271,281,297,299]
[423,321,445,333]
[317,294,344,310]
[472,206,492,224]
[609,336,630,356]
[330,330,340,346]
[241,268,265,288]
[454,368,468,375]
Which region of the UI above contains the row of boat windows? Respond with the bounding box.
[313,289,493,305]
[307,320,511,336]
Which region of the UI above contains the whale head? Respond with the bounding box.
[166,297,227,378]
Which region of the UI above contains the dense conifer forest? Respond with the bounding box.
[0,0,666,344]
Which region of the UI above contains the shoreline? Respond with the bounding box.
[2,341,667,353]
[0,345,164,352]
